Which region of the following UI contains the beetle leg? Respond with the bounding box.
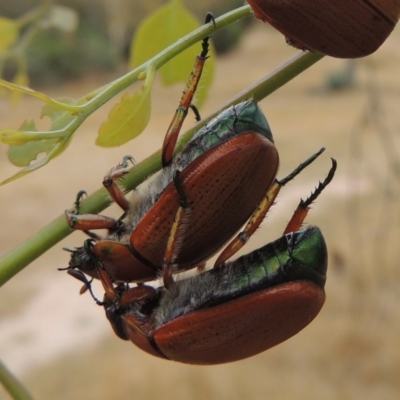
[66,189,122,235]
[103,155,135,211]
[162,206,186,289]
[73,190,87,214]
[120,284,157,306]
[161,14,214,167]
[162,170,192,289]
[66,211,120,231]
[189,104,201,122]
[97,267,156,306]
[284,158,337,234]
[67,191,104,239]
[214,148,326,267]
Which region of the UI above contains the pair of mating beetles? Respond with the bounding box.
[63,18,336,365]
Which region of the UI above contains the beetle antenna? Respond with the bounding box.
[66,269,104,306]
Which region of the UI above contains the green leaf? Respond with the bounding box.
[0,17,18,52]
[129,0,214,108]
[7,121,57,167]
[3,114,72,184]
[97,85,152,147]
[2,99,78,183]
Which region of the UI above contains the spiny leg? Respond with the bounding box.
[214,148,326,267]
[162,170,191,289]
[161,15,221,276]
[65,190,120,232]
[162,13,215,167]
[66,156,134,233]
[284,158,337,234]
[103,155,135,211]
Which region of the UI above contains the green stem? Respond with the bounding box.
[0,50,323,287]
[3,5,253,116]
[171,51,325,154]
[0,359,34,400]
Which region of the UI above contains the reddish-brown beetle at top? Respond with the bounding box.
[247,0,400,58]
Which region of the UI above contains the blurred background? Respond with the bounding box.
[0,1,400,399]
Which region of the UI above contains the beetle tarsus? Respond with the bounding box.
[104,155,136,181]
[278,147,325,186]
[190,104,201,122]
[72,190,87,214]
[301,158,337,209]
[283,158,337,235]
[103,156,135,211]
[214,149,331,268]
[205,12,215,28]
[161,22,212,167]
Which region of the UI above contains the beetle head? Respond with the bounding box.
[64,239,100,279]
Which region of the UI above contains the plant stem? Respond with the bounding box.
[0,359,34,400]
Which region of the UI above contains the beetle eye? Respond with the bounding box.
[79,252,96,272]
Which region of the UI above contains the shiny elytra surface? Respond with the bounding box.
[132,131,278,269]
[123,282,324,365]
[248,0,400,57]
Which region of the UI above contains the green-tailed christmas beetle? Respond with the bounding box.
[64,96,282,287]
[63,17,291,291]
[83,159,336,365]
[63,15,330,306]
[247,0,400,58]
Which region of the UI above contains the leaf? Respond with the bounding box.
[97,85,152,147]
[2,139,68,185]
[2,115,74,185]
[7,120,58,167]
[130,0,214,108]
[0,17,18,52]
[3,99,78,169]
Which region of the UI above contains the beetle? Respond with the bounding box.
[64,14,313,290]
[247,0,400,58]
[63,15,328,298]
[83,158,336,365]
[65,98,281,286]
